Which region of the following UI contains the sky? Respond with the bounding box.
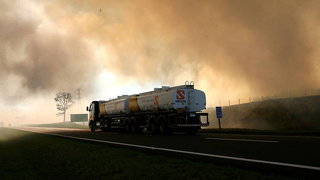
[1,0,320,125]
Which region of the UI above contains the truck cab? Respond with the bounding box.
[86,101,101,131]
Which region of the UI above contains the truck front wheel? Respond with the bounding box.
[89,121,95,132]
[124,118,131,133]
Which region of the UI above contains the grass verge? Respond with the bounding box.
[22,122,320,136]
[0,128,299,180]
[23,122,88,129]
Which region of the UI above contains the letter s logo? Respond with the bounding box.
[176,90,185,99]
[154,96,159,105]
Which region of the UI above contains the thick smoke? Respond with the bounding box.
[0,0,100,104]
[1,0,320,106]
[57,0,320,96]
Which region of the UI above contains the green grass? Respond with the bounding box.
[23,122,88,129]
[0,128,300,180]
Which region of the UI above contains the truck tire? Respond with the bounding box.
[101,120,111,132]
[89,121,95,132]
[100,120,106,132]
[158,116,167,134]
[131,117,142,133]
[105,119,111,132]
[131,117,137,133]
[124,118,131,133]
[158,116,173,134]
[149,116,159,134]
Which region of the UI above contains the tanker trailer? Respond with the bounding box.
[86,82,209,134]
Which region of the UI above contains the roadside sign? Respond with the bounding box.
[71,114,88,122]
[216,107,222,130]
[216,107,222,118]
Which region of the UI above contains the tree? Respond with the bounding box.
[54,92,75,122]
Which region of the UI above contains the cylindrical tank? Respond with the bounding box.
[100,87,206,116]
[100,97,132,116]
[131,89,206,113]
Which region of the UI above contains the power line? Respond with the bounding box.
[75,88,82,105]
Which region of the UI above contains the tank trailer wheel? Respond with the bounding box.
[130,117,143,133]
[158,118,167,134]
[150,121,159,134]
[159,118,173,135]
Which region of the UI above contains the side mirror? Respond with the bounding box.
[86,106,88,111]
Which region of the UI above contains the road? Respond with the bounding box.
[10,127,320,179]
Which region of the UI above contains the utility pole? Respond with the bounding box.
[63,99,66,122]
[75,88,82,105]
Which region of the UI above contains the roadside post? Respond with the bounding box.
[216,107,222,130]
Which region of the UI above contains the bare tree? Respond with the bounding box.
[54,92,75,122]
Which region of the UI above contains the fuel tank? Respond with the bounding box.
[99,85,206,116]
[130,88,206,113]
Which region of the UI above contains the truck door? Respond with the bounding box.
[89,103,94,122]
[93,101,100,121]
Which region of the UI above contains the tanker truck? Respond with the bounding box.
[86,82,209,134]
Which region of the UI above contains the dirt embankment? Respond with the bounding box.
[204,95,320,131]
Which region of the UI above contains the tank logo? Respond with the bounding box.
[115,103,118,110]
[154,96,159,105]
[176,90,185,99]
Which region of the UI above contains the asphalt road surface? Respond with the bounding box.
[9,127,320,179]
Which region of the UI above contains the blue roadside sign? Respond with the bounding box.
[216,107,222,118]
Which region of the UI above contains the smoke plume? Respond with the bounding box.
[1,0,320,106]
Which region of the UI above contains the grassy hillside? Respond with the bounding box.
[204,95,320,131]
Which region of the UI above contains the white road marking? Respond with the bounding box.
[12,127,320,171]
[205,138,279,143]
